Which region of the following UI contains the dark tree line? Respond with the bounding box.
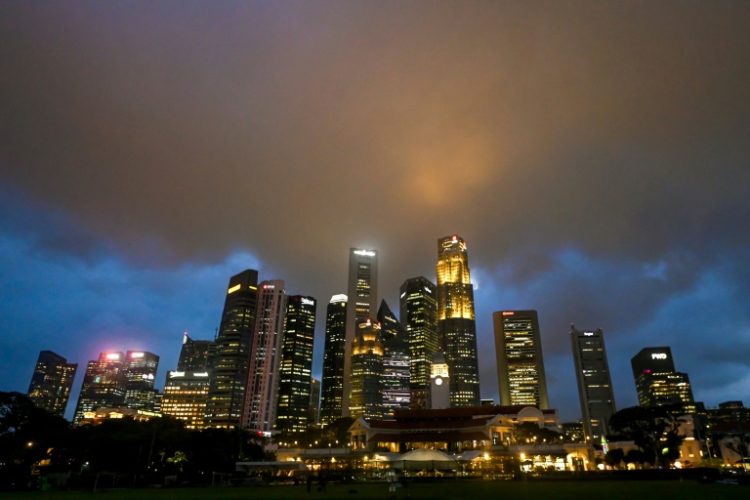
[605,405,686,468]
[0,391,266,491]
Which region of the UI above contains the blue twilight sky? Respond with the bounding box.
[1,1,749,421]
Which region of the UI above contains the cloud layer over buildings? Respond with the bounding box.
[1,1,749,418]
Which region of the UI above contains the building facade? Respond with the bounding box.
[631,347,695,413]
[276,295,317,434]
[493,310,549,409]
[123,351,159,411]
[320,294,347,426]
[436,235,480,407]
[242,280,287,432]
[308,377,321,426]
[178,332,216,371]
[378,300,411,414]
[570,326,616,443]
[400,277,438,409]
[349,319,384,420]
[73,352,128,425]
[161,333,215,429]
[343,248,378,416]
[430,352,450,410]
[205,269,260,429]
[161,370,211,429]
[27,350,77,418]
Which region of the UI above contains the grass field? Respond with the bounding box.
[0,479,745,500]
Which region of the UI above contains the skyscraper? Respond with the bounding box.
[73,352,127,425]
[276,295,317,434]
[27,350,77,418]
[178,332,216,371]
[378,300,410,414]
[320,294,347,426]
[205,269,259,429]
[436,235,480,407]
[161,370,211,430]
[123,351,159,410]
[570,326,616,443]
[308,377,321,426]
[493,310,549,409]
[400,277,438,409]
[242,280,286,432]
[349,319,384,419]
[162,334,213,429]
[342,248,378,416]
[631,347,695,413]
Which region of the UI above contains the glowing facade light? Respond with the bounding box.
[105,353,120,361]
[353,249,376,257]
[227,284,241,294]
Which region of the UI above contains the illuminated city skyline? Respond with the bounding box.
[2,1,749,422]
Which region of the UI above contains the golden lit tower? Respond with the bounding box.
[436,235,480,407]
[349,318,384,420]
[342,248,378,416]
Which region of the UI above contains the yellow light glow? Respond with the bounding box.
[227,284,241,294]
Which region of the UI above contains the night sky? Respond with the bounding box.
[2,1,749,421]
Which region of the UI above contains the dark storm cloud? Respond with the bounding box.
[1,1,750,418]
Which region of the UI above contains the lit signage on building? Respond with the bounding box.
[301,297,315,306]
[194,372,209,377]
[227,284,241,294]
[105,353,121,360]
[170,371,185,378]
[130,352,144,359]
[502,311,515,316]
[651,353,668,360]
[331,294,347,303]
[353,249,376,257]
[584,332,595,336]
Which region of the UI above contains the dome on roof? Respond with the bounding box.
[400,449,456,462]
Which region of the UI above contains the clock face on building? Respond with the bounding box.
[434,377,443,386]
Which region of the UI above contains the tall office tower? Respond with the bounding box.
[242,280,287,432]
[400,277,438,409]
[349,319,384,419]
[308,378,321,426]
[342,248,378,416]
[378,300,410,414]
[27,351,77,418]
[631,347,695,412]
[205,269,259,429]
[276,295,317,434]
[493,310,550,408]
[124,351,160,410]
[162,333,215,429]
[73,352,127,424]
[178,332,216,371]
[320,294,347,426]
[570,326,616,443]
[436,235,480,407]
[161,370,211,430]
